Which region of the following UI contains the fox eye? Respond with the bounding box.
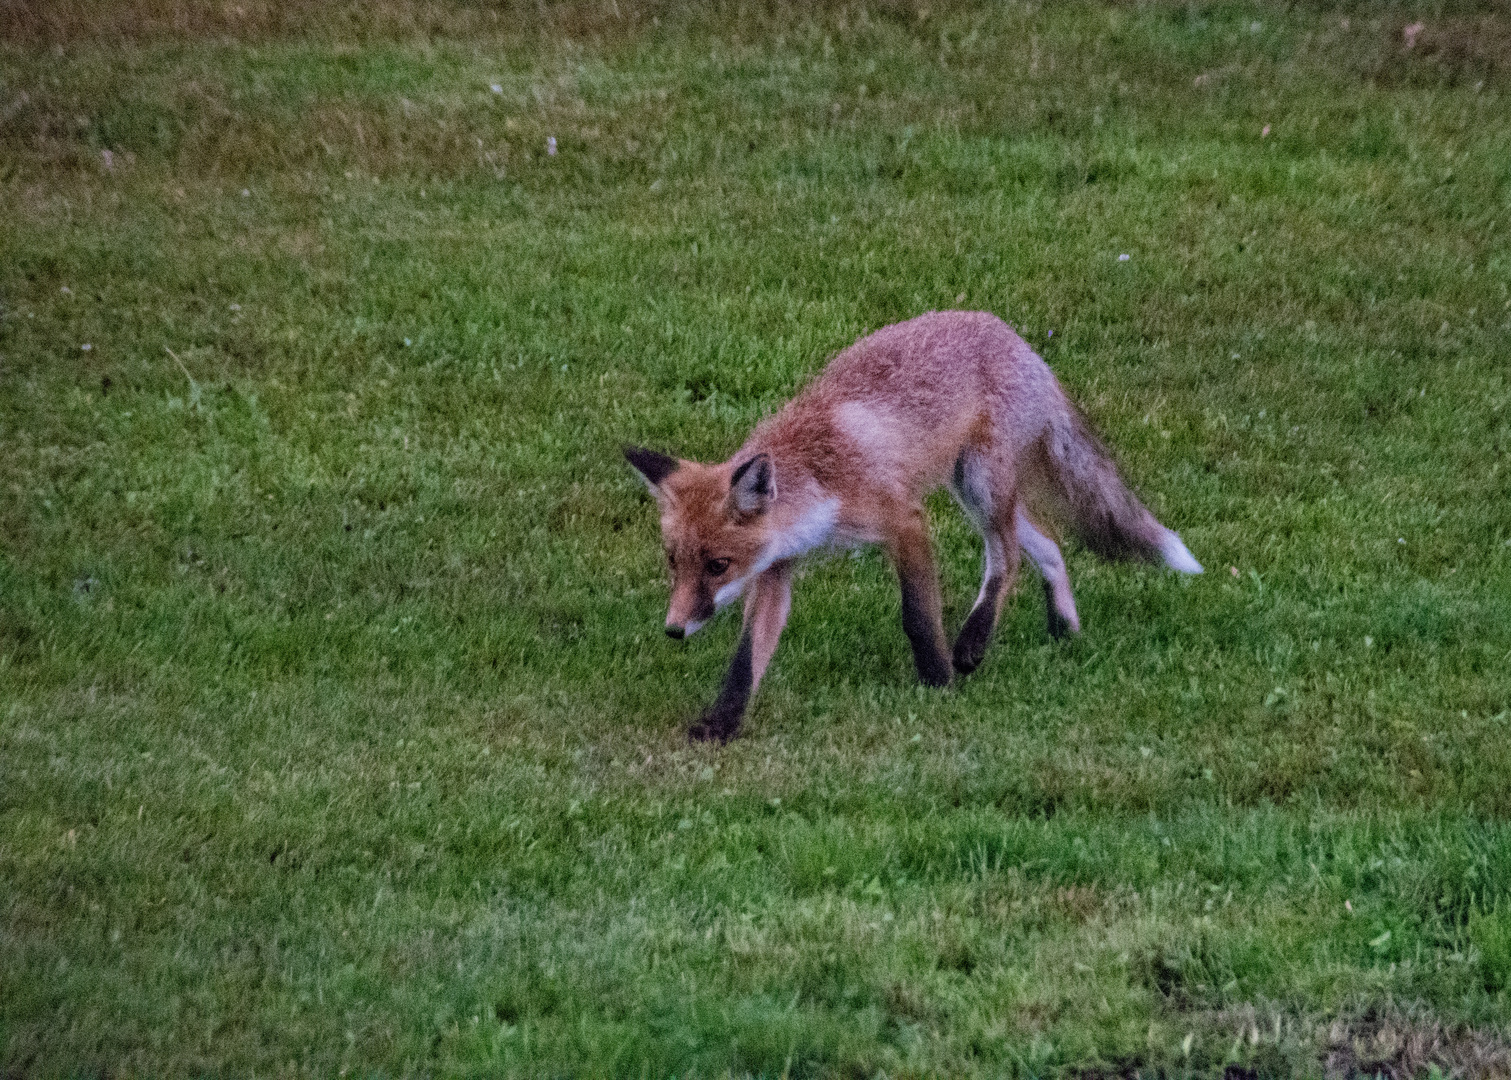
[704,557,731,577]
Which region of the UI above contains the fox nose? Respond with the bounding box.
[665,624,685,640]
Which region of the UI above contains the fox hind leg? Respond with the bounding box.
[1016,509,1081,639]
[950,452,1019,675]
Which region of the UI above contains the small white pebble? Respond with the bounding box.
[546,136,558,156]
[1118,253,1130,261]
[80,343,92,351]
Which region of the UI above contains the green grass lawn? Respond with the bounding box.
[3,1,1511,1075]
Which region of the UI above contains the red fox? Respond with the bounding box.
[624,310,1201,742]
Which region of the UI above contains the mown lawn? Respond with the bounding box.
[2,1,1510,1075]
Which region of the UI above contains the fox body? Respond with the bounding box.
[624,310,1201,742]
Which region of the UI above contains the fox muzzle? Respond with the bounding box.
[665,616,707,639]
[666,581,715,639]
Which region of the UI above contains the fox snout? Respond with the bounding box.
[666,585,714,639]
[665,615,708,639]
[664,617,707,639]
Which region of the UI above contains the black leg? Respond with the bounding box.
[1044,578,1073,640]
[900,576,953,688]
[689,630,754,743]
[953,576,1005,675]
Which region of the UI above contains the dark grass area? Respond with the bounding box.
[3,1,1511,1075]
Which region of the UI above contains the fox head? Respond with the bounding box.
[623,445,775,638]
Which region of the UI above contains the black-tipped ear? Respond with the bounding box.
[623,445,679,489]
[730,453,774,516]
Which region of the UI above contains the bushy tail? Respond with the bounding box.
[1042,407,1202,573]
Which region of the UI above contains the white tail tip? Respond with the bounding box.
[1160,530,1203,574]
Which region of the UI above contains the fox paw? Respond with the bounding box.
[951,605,996,675]
[952,641,984,675]
[1045,607,1075,641]
[688,705,743,744]
[917,660,953,688]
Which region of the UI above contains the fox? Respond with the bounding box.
[623,310,1202,743]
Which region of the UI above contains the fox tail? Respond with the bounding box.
[1041,406,1202,573]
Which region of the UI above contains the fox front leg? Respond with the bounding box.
[688,562,793,743]
[886,509,953,688]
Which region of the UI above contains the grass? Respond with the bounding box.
[3,0,1511,1075]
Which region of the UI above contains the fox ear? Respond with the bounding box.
[623,445,679,491]
[730,454,775,516]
